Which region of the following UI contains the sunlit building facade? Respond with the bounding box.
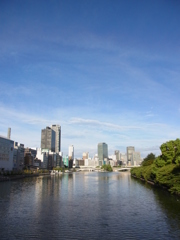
[0,136,14,171]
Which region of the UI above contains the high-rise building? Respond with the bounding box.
[98,143,108,163]
[0,136,14,171]
[69,145,74,160]
[114,150,120,160]
[127,146,135,165]
[41,127,55,152]
[7,128,11,139]
[51,124,61,153]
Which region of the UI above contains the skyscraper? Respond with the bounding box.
[127,146,135,165]
[114,150,120,161]
[68,145,74,160]
[98,143,108,161]
[41,127,55,152]
[7,128,11,139]
[51,124,61,153]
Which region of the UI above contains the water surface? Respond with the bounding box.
[0,172,180,239]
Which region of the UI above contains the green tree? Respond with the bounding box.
[142,153,156,166]
[101,164,113,172]
[155,138,180,166]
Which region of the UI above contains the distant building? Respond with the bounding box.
[36,148,62,169]
[24,147,37,168]
[108,160,115,167]
[83,152,89,160]
[7,128,11,140]
[69,145,74,160]
[36,148,48,169]
[114,150,120,160]
[0,136,14,171]
[77,159,85,166]
[132,152,141,166]
[13,142,25,170]
[63,155,69,167]
[51,124,61,153]
[98,142,108,165]
[127,146,135,166]
[47,151,57,170]
[84,158,99,167]
[120,153,127,166]
[41,127,55,152]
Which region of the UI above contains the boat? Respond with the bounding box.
[64,170,72,173]
[50,170,55,175]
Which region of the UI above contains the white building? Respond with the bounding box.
[132,152,141,166]
[68,145,74,160]
[120,153,127,166]
[83,152,89,160]
[84,158,99,167]
[0,136,14,171]
[36,148,48,169]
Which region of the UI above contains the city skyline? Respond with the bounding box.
[1,1,180,158]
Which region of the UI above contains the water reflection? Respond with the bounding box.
[0,172,180,239]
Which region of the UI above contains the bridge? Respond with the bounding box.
[76,166,137,172]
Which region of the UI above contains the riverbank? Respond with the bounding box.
[131,163,180,195]
[0,173,50,182]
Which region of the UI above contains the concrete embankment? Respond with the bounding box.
[0,173,50,182]
[131,174,155,186]
[131,174,170,191]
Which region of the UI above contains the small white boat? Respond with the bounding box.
[50,170,55,175]
[64,170,72,173]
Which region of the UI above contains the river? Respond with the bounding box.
[0,172,180,239]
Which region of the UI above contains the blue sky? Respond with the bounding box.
[0,0,180,158]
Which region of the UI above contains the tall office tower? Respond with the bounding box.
[132,152,141,166]
[98,143,108,161]
[114,150,120,161]
[41,127,55,152]
[51,124,61,153]
[7,128,11,139]
[68,145,74,160]
[127,146,135,165]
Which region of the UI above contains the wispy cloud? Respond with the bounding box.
[69,117,143,131]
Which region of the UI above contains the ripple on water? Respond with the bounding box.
[0,173,180,240]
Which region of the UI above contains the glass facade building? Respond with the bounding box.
[98,143,108,161]
[51,125,61,153]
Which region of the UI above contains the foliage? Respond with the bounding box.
[131,138,180,194]
[53,167,63,171]
[142,153,155,166]
[154,138,180,167]
[101,164,113,172]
